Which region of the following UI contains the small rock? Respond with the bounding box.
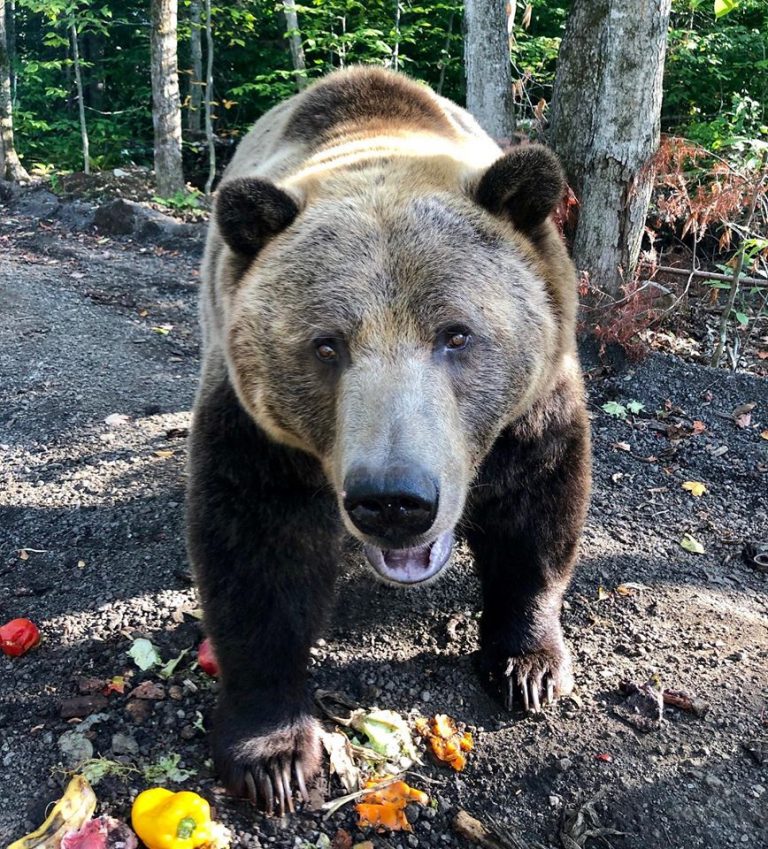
[58,731,93,767]
[168,685,184,700]
[180,724,197,740]
[548,794,562,808]
[111,733,140,756]
[125,698,154,725]
[129,681,166,700]
[704,774,724,790]
[77,676,106,695]
[421,691,431,703]
[405,804,421,825]
[60,695,109,720]
[558,757,573,771]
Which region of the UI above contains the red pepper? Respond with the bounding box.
[197,638,219,677]
[0,618,41,657]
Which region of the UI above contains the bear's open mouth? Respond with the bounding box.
[363,530,455,584]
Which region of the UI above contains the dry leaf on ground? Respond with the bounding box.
[682,481,707,496]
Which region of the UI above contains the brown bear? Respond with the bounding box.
[186,66,591,814]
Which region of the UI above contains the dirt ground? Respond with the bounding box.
[1,189,766,849]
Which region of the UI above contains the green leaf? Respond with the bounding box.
[143,753,196,784]
[680,533,705,554]
[602,401,627,419]
[714,0,739,19]
[158,647,189,679]
[127,637,161,671]
[626,400,645,415]
[733,311,749,326]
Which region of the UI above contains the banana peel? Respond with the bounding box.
[8,775,97,849]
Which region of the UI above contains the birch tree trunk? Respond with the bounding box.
[203,0,215,195]
[550,0,672,298]
[463,0,514,141]
[70,22,90,175]
[151,0,184,197]
[0,0,28,181]
[283,0,307,90]
[188,0,202,133]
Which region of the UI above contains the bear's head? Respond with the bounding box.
[214,144,574,585]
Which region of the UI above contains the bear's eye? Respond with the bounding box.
[315,340,339,362]
[442,327,472,352]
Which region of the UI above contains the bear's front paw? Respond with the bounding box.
[212,700,321,815]
[481,642,574,713]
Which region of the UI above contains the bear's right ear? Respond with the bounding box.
[215,177,300,255]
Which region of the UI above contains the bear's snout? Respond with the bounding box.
[342,463,439,546]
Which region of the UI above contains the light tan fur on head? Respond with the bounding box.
[199,66,579,554]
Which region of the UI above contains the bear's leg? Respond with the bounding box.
[463,396,590,712]
[187,371,342,812]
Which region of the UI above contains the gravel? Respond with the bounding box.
[1,193,767,848]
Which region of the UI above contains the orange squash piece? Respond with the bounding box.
[355,780,429,832]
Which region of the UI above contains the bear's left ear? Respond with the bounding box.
[216,177,300,255]
[474,144,565,234]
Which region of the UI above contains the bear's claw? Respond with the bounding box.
[482,644,574,714]
[242,759,307,815]
[213,706,320,815]
[501,654,566,712]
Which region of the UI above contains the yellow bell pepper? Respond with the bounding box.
[131,788,230,849]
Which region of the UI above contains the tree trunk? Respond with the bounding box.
[203,0,215,195]
[8,0,16,103]
[0,0,27,180]
[550,0,672,298]
[70,22,90,175]
[188,0,202,133]
[392,0,401,72]
[151,0,184,197]
[282,0,307,91]
[463,0,515,141]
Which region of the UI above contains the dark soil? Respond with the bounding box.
[1,190,766,849]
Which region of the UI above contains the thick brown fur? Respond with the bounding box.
[187,66,591,810]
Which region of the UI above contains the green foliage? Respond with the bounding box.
[5,0,767,184]
[152,189,202,210]
[665,0,768,149]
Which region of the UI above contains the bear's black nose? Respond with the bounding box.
[343,465,439,544]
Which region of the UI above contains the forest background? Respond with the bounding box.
[4,0,767,176]
[1,0,767,362]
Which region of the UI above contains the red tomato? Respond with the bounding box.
[197,637,219,677]
[0,618,41,657]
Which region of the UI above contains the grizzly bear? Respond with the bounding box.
[186,66,590,814]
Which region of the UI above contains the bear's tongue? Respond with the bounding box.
[364,531,454,584]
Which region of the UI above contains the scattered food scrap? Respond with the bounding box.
[61,816,137,849]
[315,690,417,771]
[415,713,473,771]
[127,638,161,671]
[131,788,230,849]
[355,780,428,832]
[0,617,41,657]
[8,774,97,849]
[197,638,219,677]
